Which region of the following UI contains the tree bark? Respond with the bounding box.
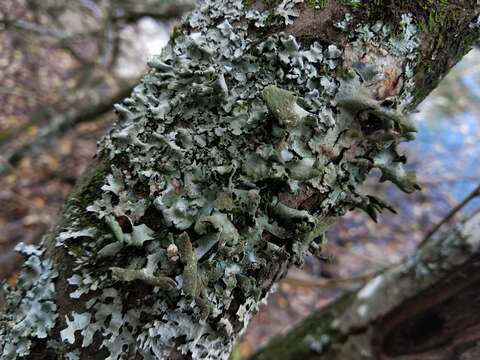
[1,1,479,359]
[251,212,480,360]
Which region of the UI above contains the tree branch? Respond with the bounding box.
[1,1,479,359]
[251,211,480,360]
[113,0,196,23]
[419,183,480,246]
[0,81,138,177]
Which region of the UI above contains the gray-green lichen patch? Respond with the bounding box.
[2,0,423,359]
[335,13,353,31]
[277,0,303,25]
[0,243,58,359]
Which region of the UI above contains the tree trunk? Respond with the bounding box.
[1,1,479,359]
[251,212,480,360]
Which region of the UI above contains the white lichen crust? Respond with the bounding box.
[0,1,423,359]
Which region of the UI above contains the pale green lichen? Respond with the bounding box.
[307,333,331,353]
[276,0,303,25]
[334,13,353,31]
[58,0,419,357]
[0,243,58,359]
[1,0,423,358]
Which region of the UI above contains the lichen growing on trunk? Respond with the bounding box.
[0,244,58,358]
[1,0,479,359]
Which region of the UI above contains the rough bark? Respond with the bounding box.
[1,1,479,359]
[251,212,480,360]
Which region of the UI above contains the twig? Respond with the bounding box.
[113,0,196,23]
[419,183,480,246]
[281,271,378,289]
[0,80,139,177]
[329,242,391,267]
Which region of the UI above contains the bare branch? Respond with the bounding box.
[0,81,138,177]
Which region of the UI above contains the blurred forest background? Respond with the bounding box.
[1,1,479,358]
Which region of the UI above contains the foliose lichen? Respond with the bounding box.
[0,243,58,359]
[1,0,423,358]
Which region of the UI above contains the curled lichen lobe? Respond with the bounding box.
[1,1,426,360]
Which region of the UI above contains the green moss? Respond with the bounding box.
[242,0,256,6]
[304,0,327,10]
[171,26,183,41]
[229,345,245,360]
[343,0,460,36]
[62,158,109,225]
[339,0,362,9]
[418,0,450,32]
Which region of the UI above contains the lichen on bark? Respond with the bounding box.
[1,0,479,359]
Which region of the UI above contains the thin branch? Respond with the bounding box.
[329,242,392,267]
[113,0,196,23]
[419,183,480,246]
[0,80,139,177]
[0,108,54,147]
[281,271,378,289]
